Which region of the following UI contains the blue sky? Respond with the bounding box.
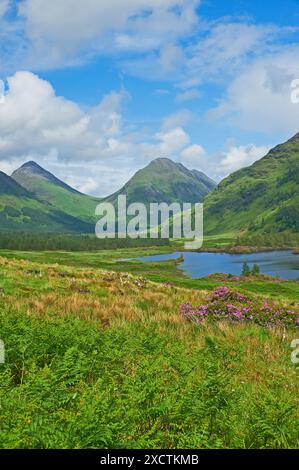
[0,0,299,196]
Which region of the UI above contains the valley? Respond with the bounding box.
[0,251,298,448]
[0,133,298,450]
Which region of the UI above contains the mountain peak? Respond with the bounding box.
[148,157,178,168]
[12,161,81,195]
[17,161,58,178]
[104,157,216,205]
[21,160,42,169]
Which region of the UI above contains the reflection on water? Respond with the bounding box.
[135,250,299,281]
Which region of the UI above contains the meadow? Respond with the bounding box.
[0,247,298,448]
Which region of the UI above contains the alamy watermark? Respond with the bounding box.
[291,339,299,365]
[95,195,203,249]
[0,340,5,364]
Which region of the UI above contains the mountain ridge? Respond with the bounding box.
[203,132,299,235]
[103,157,216,206]
[1,157,216,233]
[12,161,101,224]
[0,172,93,233]
[13,161,84,195]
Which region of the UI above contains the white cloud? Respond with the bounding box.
[121,19,284,84]
[161,109,193,131]
[159,44,184,72]
[178,142,271,180]
[11,0,200,70]
[0,71,274,194]
[186,22,277,80]
[208,48,299,135]
[0,71,199,195]
[77,177,99,194]
[0,71,131,161]
[137,126,191,163]
[176,89,201,102]
[218,144,270,175]
[180,144,206,168]
[157,127,190,155]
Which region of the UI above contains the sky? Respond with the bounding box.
[1,0,299,196]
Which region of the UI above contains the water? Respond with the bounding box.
[134,250,299,281]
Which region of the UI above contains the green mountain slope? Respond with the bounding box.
[104,158,216,206]
[12,161,101,224]
[0,172,93,233]
[204,133,299,236]
[0,171,30,197]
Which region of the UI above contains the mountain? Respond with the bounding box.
[103,158,216,206]
[12,161,101,224]
[0,158,215,234]
[0,172,92,233]
[0,171,30,197]
[204,132,299,235]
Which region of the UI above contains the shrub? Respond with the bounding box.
[180,286,299,328]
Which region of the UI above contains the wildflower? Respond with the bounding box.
[211,286,231,300]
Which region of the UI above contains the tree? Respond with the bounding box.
[252,264,260,276]
[241,262,251,277]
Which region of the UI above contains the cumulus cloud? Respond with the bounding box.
[218,144,270,175]
[208,48,299,135]
[0,71,138,194]
[180,144,206,168]
[178,142,271,180]
[0,71,200,195]
[0,71,130,162]
[157,127,190,155]
[0,6,293,196]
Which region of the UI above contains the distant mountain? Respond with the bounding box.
[12,161,101,224]
[0,157,216,234]
[0,171,30,197]
[204,132,299,235]
[0,172,92,233]
[103,158,216,206]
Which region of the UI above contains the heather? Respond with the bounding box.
[180,286,299,329]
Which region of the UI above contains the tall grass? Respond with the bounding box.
[0,256,298,448]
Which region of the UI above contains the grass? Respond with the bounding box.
[203,135,299,236]
[0,253,298,448]
[1,247,299,301]
[12,173,100,223]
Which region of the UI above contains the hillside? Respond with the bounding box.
[103,158,216,206]
[0,253,298,448]
[0,172,93,233]
[0,171,31,197]
[12,161,101,224]
[0,158,216,234]
[204,133,299,236]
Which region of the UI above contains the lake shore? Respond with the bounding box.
[197,245,298,254]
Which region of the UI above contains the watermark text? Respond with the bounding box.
[95,196,203,249]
